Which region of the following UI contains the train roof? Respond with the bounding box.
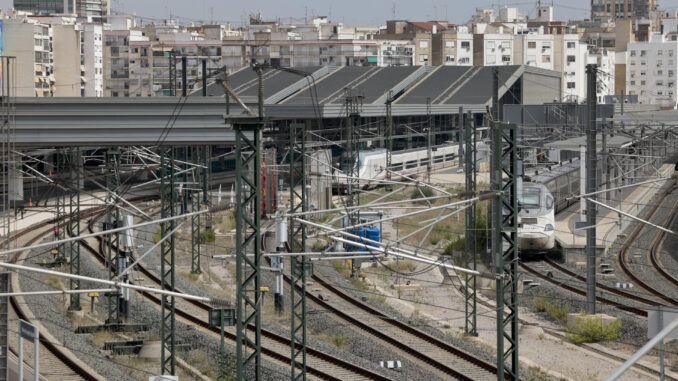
[525,159,580,184]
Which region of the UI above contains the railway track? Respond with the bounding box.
[261,234,500,380]
[4,207,108,381]
[618,183,678,306]
[83,210,390,381]
[518,261,649,316]
[648,196,678,292]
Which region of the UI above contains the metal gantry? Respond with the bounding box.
[464,112,478,337]
[104,149,122,325]
[492,122,519,380]
[289,122,308,380]
[160,147,176,375]
[68,149,81,311]
[234,120,262,380]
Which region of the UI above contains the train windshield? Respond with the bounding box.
[519,187,541,209]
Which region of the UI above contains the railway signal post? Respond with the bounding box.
[492,122,519,380]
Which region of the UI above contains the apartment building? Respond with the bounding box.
[553,34,588,102]
[2,17,53,96]
[80,23,103,96]
[627,35,678,108]
[591,0,656,21]
[514,32,556,70]
[14,0,109,21]
[473,31,514,66]
[432,28,473,66]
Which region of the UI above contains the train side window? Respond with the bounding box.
[545,195,554,210]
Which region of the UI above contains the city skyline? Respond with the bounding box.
[0,0,595,26]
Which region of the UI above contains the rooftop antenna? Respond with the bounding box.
[329,4,332,21]
[210,7,213,24]
[392,2,396,19]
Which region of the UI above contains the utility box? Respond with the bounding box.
[208,308,236,328]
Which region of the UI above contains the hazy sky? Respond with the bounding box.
[2,0,678,27]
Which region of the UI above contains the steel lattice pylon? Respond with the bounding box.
[235,121,262,380]
[492,122,519,380]
[464,113,477,336]
[289,122,308,380]
[55,152,67,266]
[105,149,122,325]
[191,146,201,275]
[385,91,393,190]
[160,148,176,375]
[68,149,81,311]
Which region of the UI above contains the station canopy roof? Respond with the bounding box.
[196,64,558,118]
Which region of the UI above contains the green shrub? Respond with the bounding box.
[410,186,435,202]
[443,236,465,255]
[200,229,216,243]
[312,240,328,251]
[152,228,162,244]
[566,314,622,344]
[331,333,346,348]
[533,295,570,323]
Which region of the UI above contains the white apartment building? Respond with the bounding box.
[433,29,473,66]
[554,35,588,102]
[473,32,514,66]
[588,48,615,103]
[2,17,53,97]
[80,23,103,96]
[627,35,678,108]
[514,32,555,70]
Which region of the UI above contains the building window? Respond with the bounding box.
[567,82,576,89]
[502,55,511,62]
[641,50,647,56]
[630,60,636,66]
[641,71,646,76]
[658,60,663,66]
[567,55,576,63]
[657,80,664,86]
[445,41,455,48]
[446,56,455,62]
[541,55,551,63]
[461,41,470,49]
[630,50,636,57]
[528,41,536,49]
[630,80,636,85]
[419,54,428,63]
[641,80,646,85]
[459,57,470,63]
[659,70,663,76]
[670,70,675,77]
[658,50,663,55]
[641,90,646,95]
[419,40,429,48]
[670,50,675,57]
[567,42,576,49]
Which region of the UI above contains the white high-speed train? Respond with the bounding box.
[518,158,581,253]
[518,183,556,252]
[333,144,459,192]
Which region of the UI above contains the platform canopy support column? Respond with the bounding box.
[492,122,519,380]
[191,146,202,275]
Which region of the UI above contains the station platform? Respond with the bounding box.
[555,163,675,263]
